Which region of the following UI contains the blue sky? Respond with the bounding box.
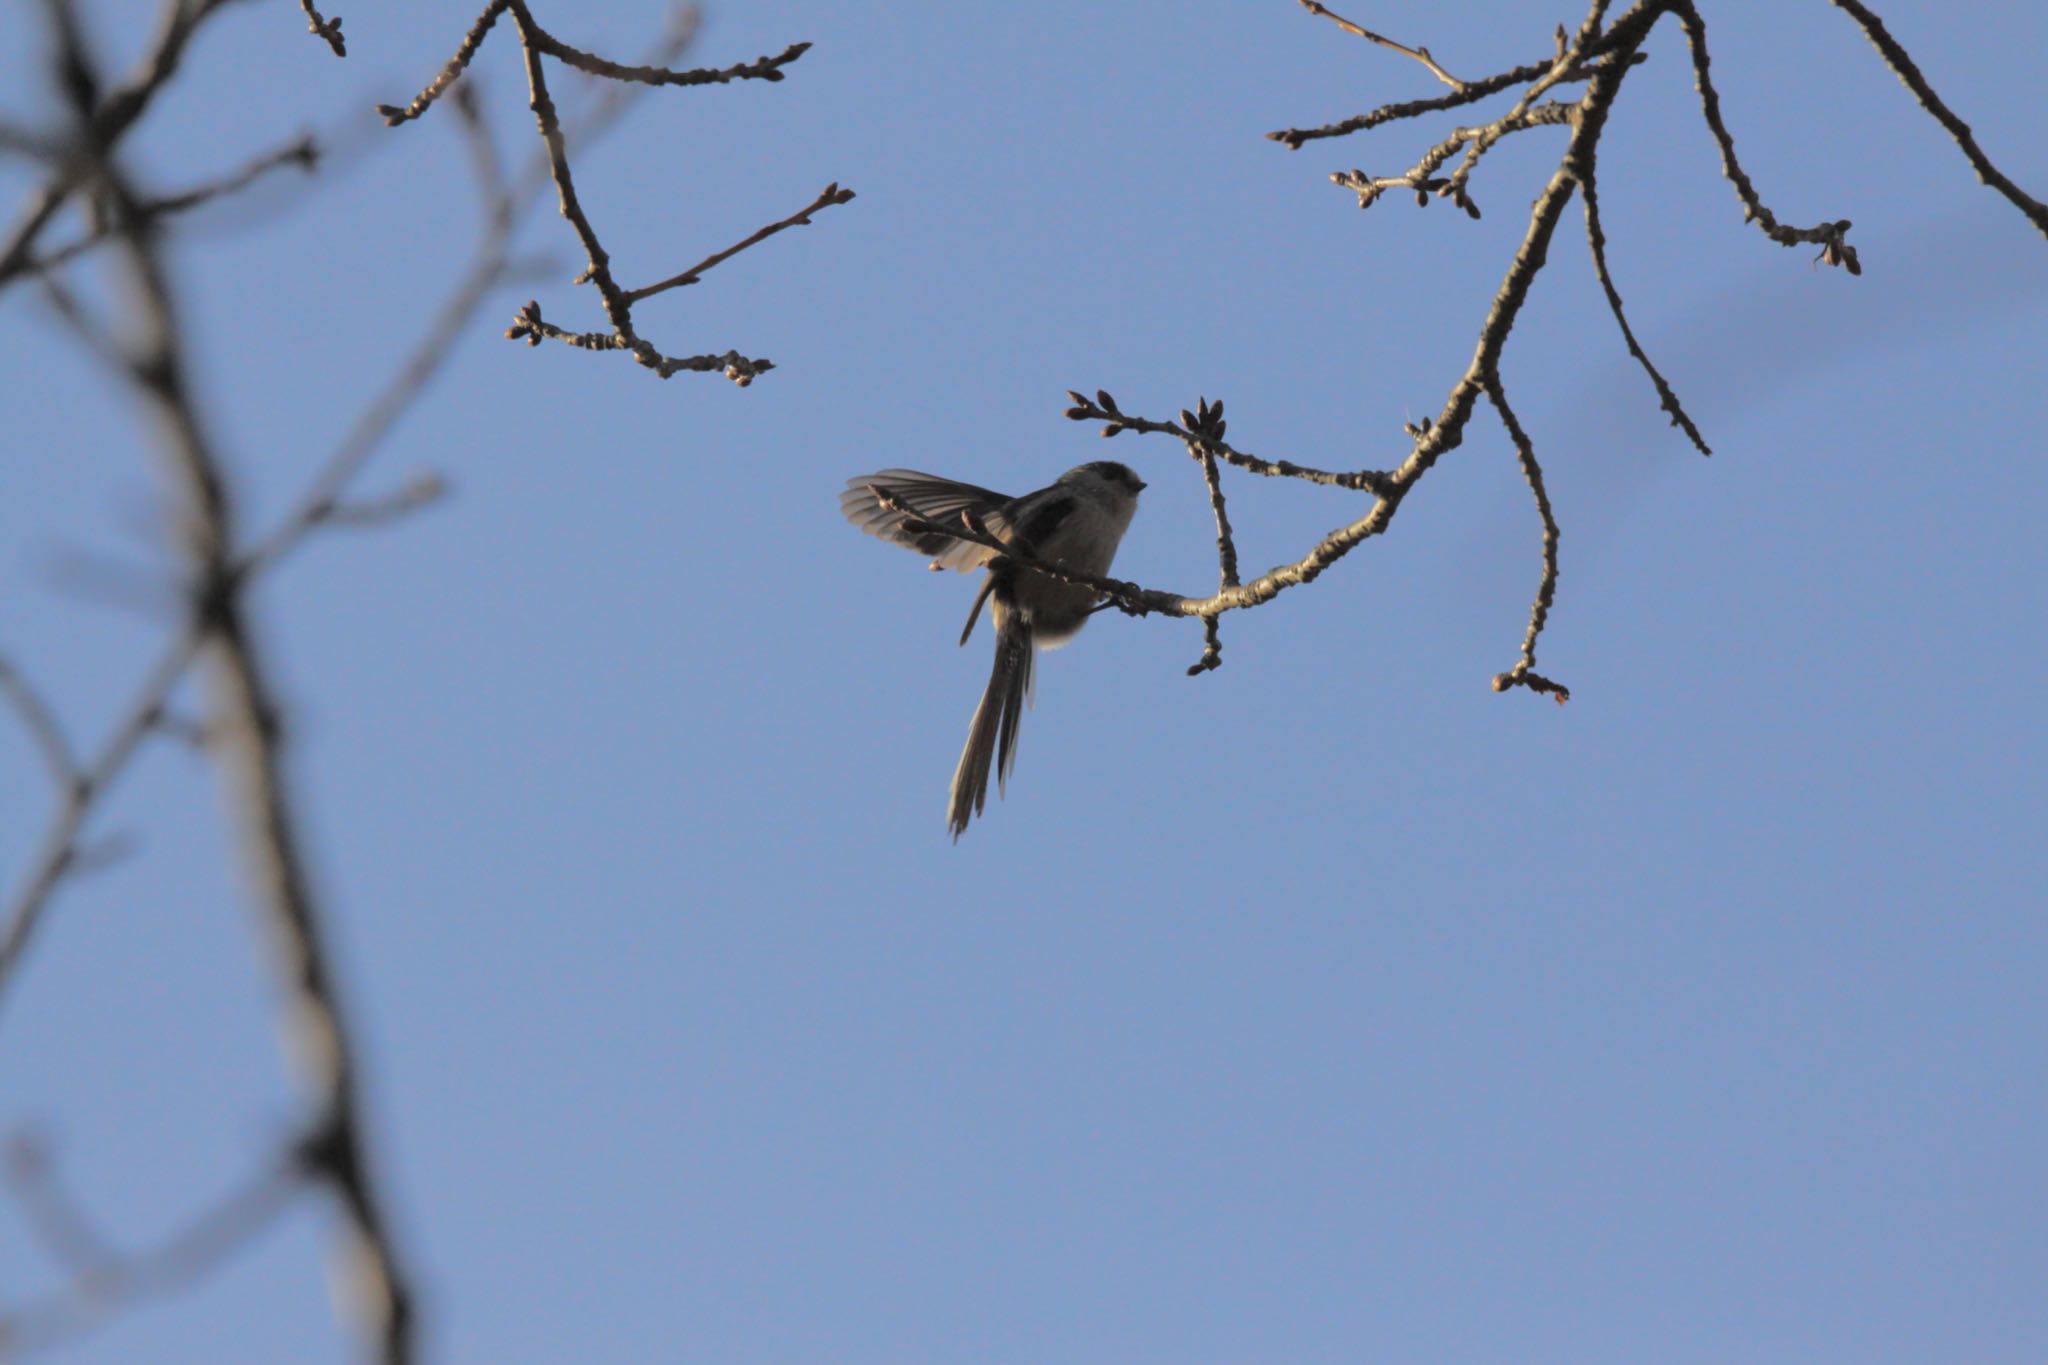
[2,1,2044,1361]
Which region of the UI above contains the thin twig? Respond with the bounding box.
[1267,42,1640,151]
[19,134,318,279]
[623,182,856,305]
[1295,0,1465,91]
[1580,158,1710,454]
[1441,5,1611,213]
[1187,616,1224,677]
[0,0,240,290]
[1332,101,1574,214]
[1063,390,1388,493]
[299,0,345,57]
[1484,376,1569,703]
[0,1147,300,1358]
[0,655,80,790]
[0,629,199,1016]
[1674,1,1859,271]
[1826,0,2047,238]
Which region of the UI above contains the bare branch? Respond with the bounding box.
[0,656,80,792]
[1484,376,1569,704]
[1294,0,1465,91]
[0,0,242,290]
[1332,100,1574,215]
[1580,155,1710,454]
[1063,390,1388,493]
[0,630,199,1016]
[299,0,345,58]
[1441,5,1611,213]
[1187,616,1225,677]
[377,1,845,385]
[1674,2,1860,272]
[0,1138,299,1359]
[1268,44,1641,151]
[623,182,856,305]
[17,133,318,280]
[374,0,514,127]
[1826,0,2047,239]
[524,28,809,88]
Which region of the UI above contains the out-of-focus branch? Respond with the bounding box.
[0,1132,300,1359]
[0,657,80,792]
[10,133,318,282]
[0,630,199,1017]
[378,0,850,385]
[0,0,240,290]
[71,80,418,1365]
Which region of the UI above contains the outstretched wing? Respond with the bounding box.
[840,468,1015,572]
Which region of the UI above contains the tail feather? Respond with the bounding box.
[949,617,1033,840]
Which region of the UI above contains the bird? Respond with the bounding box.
[840,461,1146,839]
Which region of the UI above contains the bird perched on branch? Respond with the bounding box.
[840,461,1145,840]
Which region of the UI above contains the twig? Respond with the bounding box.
[522,28,809,88]
[1063,389,1388,493]
[1267,43,1640,151]
[622,182,856,305]
[1484,376,1569,703]
[0,0,240,291]
[1187,616,1224,677]
[1180,397,1241,591]
[1332,100,1574,215]
[1674,2,1860,272]
[1580,157,1710,454]
[1295,0,1464,91]
[374,0,843,384]
[0,1144,299,1358]
[1441,6,1611,213]
[80,119,419,1365]
[17,134,319,279]
[0,655,80,791]
[1826,0,2047,239]
[0,629,199,1016]
[299,0,345,57]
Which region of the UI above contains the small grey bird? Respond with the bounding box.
[840,461,1146,839]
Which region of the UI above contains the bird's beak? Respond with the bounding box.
[1134,478,1148,492]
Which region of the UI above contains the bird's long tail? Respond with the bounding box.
[948,614,1034,840]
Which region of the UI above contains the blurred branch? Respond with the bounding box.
[0,657,80,792]
[4,7,703,1017]
[379,0,851,385]
[0,0,240,290]
[61,52,418,1365]
[0,1132,300,1359]
[11,133,318,282]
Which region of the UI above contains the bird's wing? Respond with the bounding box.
[840,469,1014,571]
